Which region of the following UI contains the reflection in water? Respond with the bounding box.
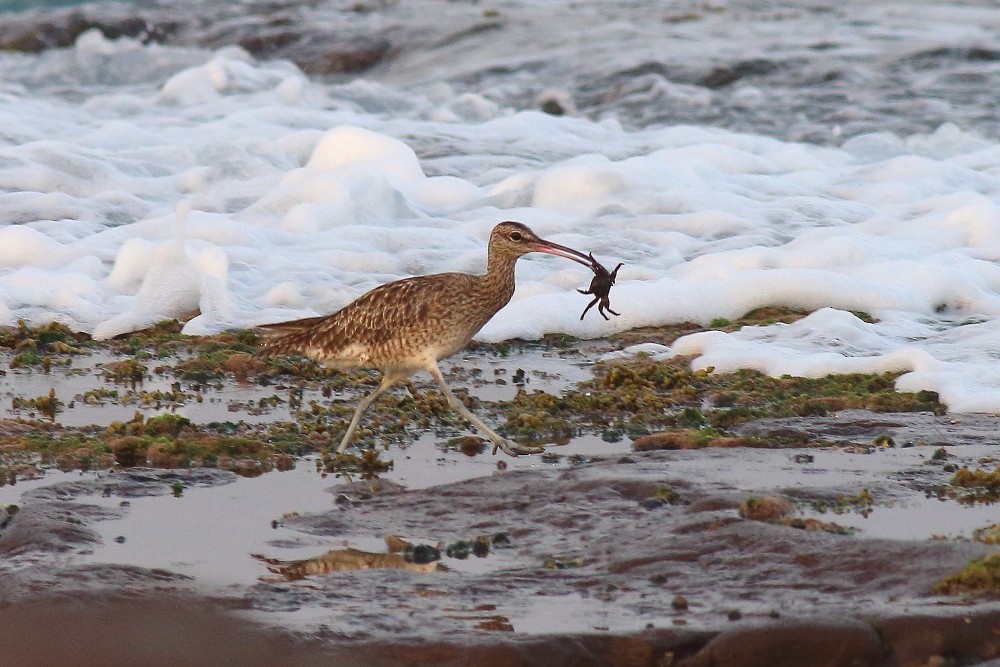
[255,547,438,581]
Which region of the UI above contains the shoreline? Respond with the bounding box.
[0,320,998,665]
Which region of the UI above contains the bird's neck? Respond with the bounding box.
[481,250,518,307]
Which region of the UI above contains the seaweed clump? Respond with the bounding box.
[11,388,64,421]
[320,448,393,481]
[933,554,1000,597]
[0,321,89,368]
[487,354,943,449]
[948,465,1000,503]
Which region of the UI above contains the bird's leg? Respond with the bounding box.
[427,363,543,457]
[336,373,402,453]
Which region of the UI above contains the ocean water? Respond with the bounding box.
[4,1,1000,411]
[2,0,88,12]
[0,0,147,12]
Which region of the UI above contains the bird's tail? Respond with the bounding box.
[253,315,328,359]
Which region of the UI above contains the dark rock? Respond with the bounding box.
[701,59,780,89]
[278,35,392,75]
[0,501,108,556]
[237,28,303,57]
[733,409,1000,448]
[878,611,1000,667]
[404,543,440,564]
[0,597,340,667]
[541,98,566,115]
[472,536,490,557]
[0,9,177,52]
[901,46,1000,68]
[427,21,504,49]
[679,619,883,667]
[0,10,91,51]
[732,424,811,446]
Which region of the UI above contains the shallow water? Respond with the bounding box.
[0,345,591,427]
[805,494,999,541]
[84,463,334,587]
[1,439,994,595]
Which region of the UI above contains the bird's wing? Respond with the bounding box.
[256,273,475,364]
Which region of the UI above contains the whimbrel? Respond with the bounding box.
[257,221,593,456]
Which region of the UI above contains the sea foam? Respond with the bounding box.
[5,33,1000,411]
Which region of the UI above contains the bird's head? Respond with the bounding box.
[489,221,592,267]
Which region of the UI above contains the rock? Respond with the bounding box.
[285,35,392,75]
[700,59,780,89]
[679,619,883,667]
[0,598,339,667]
[0,501,103,556]
[0,8,177,52]
[0,10,91,51]
[405,543,441,564]
[878,612,1000,667]
[236,28,303,58]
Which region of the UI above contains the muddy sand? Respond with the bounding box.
[0,329,999,667]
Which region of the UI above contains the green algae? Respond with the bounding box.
[320,448,393,481]
[11,388,64,421]
[0,313,956,474]
[444,536,493,560]
[640,486,682,509]
[610,307,815,349]
[946,465,1000,503]
[950,466,1000,491]
[486,356,942,448]
[102,359,146,385]
[972,524,1000,545]
[0,321,90,360]
[0,411,303,477]
[812,488,876,516]
[933,554,1000,597]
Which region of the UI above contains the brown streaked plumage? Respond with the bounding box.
[257,221,592,456]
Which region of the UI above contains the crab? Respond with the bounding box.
[578,253,624,321]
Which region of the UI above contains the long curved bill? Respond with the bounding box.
[528,238,593,268]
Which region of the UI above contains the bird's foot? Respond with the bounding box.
[491,439,545,457]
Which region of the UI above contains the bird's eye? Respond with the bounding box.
[509,231,523,241]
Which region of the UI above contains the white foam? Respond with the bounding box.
[6,34,1000,410]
